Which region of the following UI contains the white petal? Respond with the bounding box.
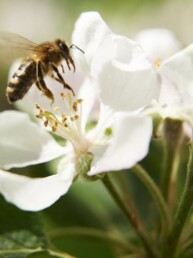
[77,77,99,131]
[88,114,152,175]
[160,43,193,106]
[72,11,111,73]
[0,163,75,211]
[91,34,160,112]
[0,111,66,170]
[158,74,181,106]
[87,103,114,144]
[135,28,181,61]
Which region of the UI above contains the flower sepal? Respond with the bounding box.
[152,113,163,138]
[75,152,93,176]
[75,152,104,181]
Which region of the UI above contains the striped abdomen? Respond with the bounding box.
[6,59,36,103]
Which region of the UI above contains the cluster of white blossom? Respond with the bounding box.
[0,11,193,211]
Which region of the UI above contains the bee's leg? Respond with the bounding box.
[51,63,75,96]
[37,62,54,102]
[35,81,42,91]
[35,81,54,101]
[50,73,60,83]
[61,64,65,73]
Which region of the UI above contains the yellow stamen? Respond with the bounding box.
[35,103,41,109]
[44,120,49,127]
[73,102,78,112]
[153,58,162,68]
[52,121,58,132]
[60,92,66,99]
[54,106,60,112]
[34,94,90,156]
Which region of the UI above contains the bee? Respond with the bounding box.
[0,31,84,103]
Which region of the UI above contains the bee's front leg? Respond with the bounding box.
[51,63,75,96]
[61,64,65,73]
[36,62,54,103]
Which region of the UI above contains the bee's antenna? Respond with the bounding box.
[70,44,84,54]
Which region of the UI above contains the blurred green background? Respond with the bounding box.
[0,0,193,110]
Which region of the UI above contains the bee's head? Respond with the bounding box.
[55,39,75,71]
[56,39,70,58]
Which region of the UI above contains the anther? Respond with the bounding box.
[62,117,67,124]
[153,58,162,68]
[35,103,44,115]
[73,102,78,112]
[35,103,41,109]
[61,113,67,124]
[44,120,49,127]
[52,121,58,132]
[52,126,56,132]
[60,92,66,99]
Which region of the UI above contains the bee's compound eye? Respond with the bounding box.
[58,41,68,52]
[59,42,64,48]
[58,42,70,59]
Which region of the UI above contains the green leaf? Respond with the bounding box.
[0,195,47,258]
[42,182,125,258]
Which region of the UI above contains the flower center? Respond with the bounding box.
[36,92,91,156]
[153,57,162,68]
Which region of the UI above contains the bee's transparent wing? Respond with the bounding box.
[0,31,37,61]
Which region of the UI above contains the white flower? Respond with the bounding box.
[159,43,193,108]
[73,12,160,113]
[84,14,193,128]
[134,27,193,127]
[0,12,161,211]
[134,28,181,61]
[138,29,193,127]
[0,92,152,211]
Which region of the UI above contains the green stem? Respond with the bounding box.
[132,165,170,237]
[177,237,193,258]
[0,248,73,258]
[161,119,183,201]
[167,143,193,257]
[119,255,140,258]
[178,249,193,258]
[49,249,75,258]
[0,248,42,255]
[49,226,133,252]
[102,174,157,258]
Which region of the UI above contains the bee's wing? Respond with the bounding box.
[0,31,37,61]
